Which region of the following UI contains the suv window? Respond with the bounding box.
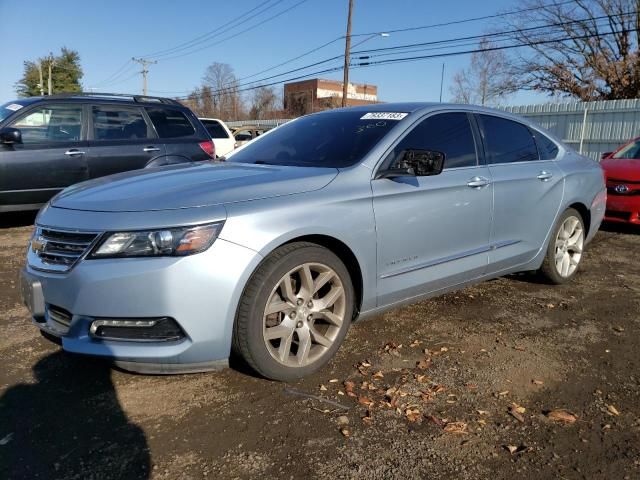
[146,108,195,138]
[534,132,559,160]
[92,106,151,141]
[388,112,478,169]
[201,120,229,139]
[479,115,538,164]
[10,104,83,144]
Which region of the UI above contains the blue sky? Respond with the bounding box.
[0,0,550,107]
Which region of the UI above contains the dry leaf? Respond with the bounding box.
[508,408,525,423]
[372,370,384,379]
[329,378,339,383]
[358,396,374,407]
[405,408,421,422]
[606,404,620,416]
[337,391,344,396]
[319,385,327,391]
[477,410,490,415]
[336,415,349,426]
[440,347,449,352]
[506,445,518,454]
[511,403,526,414]
[362,413,373,424]
[532,379,544,386]
[415,374,429,384]
[498,390,510,396]
[443,422,468,434]
[409,340,422,347]
[340,428,350,437]
[546,409,577,424]
[427,415,445,427]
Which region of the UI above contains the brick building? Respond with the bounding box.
[284,78,379,115]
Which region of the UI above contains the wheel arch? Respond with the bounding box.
[567,201,591,237]
[279,234,364,319]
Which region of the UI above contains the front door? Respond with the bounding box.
[0,103,88,209]
[87,105,164,178]
[372,112,493,307]
[475,114,564,272]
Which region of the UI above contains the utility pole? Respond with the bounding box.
[341,0,354,108]
[131,57,158,95]
[47,53,55,95]
[439,63,445,102]
[38,61,44,96]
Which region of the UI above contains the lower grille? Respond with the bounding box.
[46,305,73,335]
[605,210,630,220]
[28,227,101,273]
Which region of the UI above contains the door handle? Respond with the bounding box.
[143,146,161,152]
[467,176,491,188]
[537,171,553,181]
[64,149,85,156]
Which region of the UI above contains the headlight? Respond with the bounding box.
[89,222,224,258]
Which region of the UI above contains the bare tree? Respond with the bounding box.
[250,86,280,119]
[450,38,514,105]
[202,62,243,119]
[503,0,640,100]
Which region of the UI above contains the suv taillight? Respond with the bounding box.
[199,140,215,158]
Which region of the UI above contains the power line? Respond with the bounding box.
[148,0,311,62]
[141,0,286,59]
[171,24,638,100]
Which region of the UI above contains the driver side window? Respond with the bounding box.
[389,112,478,169]
[10,104,83,144]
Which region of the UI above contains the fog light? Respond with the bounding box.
[89,317,184,342]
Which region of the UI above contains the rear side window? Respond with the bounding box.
[389,112,478,169]
[92,106,151,140]
[534,132,559,160]
[479,115,538,164]
[10,104,83,143]
[201,120,229,139]
[146,108,195,138]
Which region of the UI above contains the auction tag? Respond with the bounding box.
[5,103,23,111]
[360,112,408,120]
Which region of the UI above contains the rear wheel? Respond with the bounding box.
[539,208,585,284]
[233,242,354,381]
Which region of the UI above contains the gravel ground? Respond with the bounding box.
[1,213,639,480]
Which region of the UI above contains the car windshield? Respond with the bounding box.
[227,111,403,168]
[613,139,640,159]
[0,101,29,123]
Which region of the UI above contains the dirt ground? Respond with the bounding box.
[0,212,639,480]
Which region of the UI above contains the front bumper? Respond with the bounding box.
[21,238,263,373]
[605,194,640,224]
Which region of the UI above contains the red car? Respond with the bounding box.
[601,137,640,224]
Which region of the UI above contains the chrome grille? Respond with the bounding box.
[28,227,101,273]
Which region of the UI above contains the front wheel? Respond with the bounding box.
[233,242,354,381]
[539,208,585,284]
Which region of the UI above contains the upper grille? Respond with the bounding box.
[28,227,101,273]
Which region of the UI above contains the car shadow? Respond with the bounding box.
[0,351,150,479]
[0,211,37,229]
[599,221,639,235]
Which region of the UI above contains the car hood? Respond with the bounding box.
[51,162,339,212]
[601,158,640,182]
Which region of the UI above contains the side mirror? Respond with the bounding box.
[0,127,22,145]
[378,149,445,179]
[601,151,612,160]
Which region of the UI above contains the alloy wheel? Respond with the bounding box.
[554,215,584,278]
[262,262,346,367]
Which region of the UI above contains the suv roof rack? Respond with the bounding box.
[43,92,182,106]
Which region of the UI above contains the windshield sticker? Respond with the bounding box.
[5,103,23,112]
[360,112,408,121]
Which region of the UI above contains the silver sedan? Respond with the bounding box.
[21,103,606,380]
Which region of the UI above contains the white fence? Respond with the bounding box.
[227,99,640,161]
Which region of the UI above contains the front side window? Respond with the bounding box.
[92,106,151,140]
[228,111,400,168]
[146,108,195,138]
[478,115,538,164]
[10,104,83,144]
[612,139,640,159]
[386,112,478,169]
[201,120,229,139]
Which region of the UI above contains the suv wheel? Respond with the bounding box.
[233,242,354,381]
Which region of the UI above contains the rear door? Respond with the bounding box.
[372,112,493,306]
[0,103,88,209]
[87,104,165,178]
[146,107,210,161]
[476,114,564,271]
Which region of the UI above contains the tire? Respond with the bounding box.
[233,242,354,381]
[539,208,585,284]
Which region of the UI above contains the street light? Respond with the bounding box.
[342,32,390,107]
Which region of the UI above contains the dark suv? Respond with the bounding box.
[0,92,215,212]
